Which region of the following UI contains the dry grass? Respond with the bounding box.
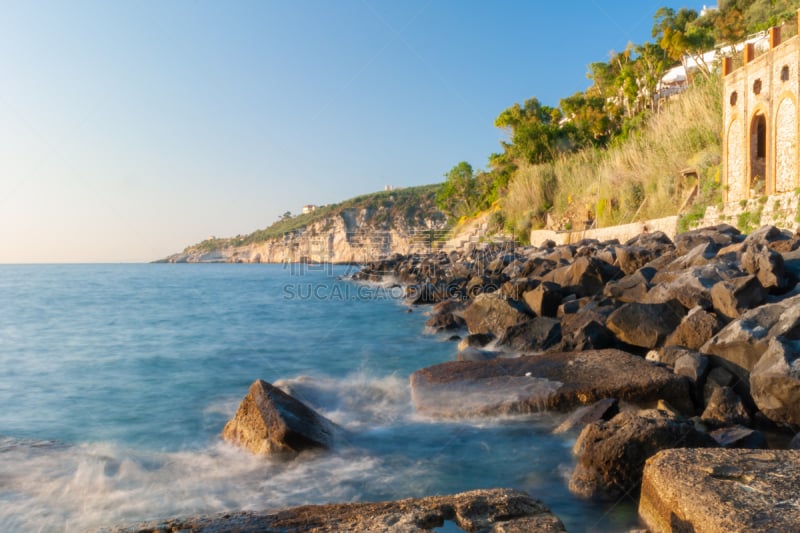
[502,75,722,240]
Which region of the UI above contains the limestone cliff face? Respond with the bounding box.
[162,208,447,263]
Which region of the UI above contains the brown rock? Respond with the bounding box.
[701,386,750,428]
[522,281,562,317]
[606,300,686,349]
[664,306,722,350]
[553,398,619,434]
[749,336,800,427]
[410,349,694,418]
[106,488,567,533]
[570,410,715,501]
[639,448,800,533]
[222,379,338,455]
[461,293,530,336]
[710,275,767,320]
[496,317,561,353]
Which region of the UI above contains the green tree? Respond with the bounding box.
[652,7,715,79]
[494,98,566,164]
[436,162,478,219]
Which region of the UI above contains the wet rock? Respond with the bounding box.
[106,488,567,533]
[701,386,750,428]
[457,347,498,362]
[639,448,800,533]
[410,349,694,418]
[553,398,619,434]
[606,300,686,349]
[461,293,530,337]
[522,281,562,318]
[709,425,767,449]
[496,317,561,353]
[749,336,800,427]
[569,410,715,501]
[457,333,495,351]
[222,379,339,455]
[425,312,465,332]
[664,306,723,350]
[710,274,767,320]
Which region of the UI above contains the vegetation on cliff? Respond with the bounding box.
[436,1,799,242]
[185,184,445,254]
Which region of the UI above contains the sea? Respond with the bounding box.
[0,264,638,532]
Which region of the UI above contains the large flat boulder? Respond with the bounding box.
[410,349,693,417]
[639,448,800,533]
[104,488,567,533]
[222,379,339,455]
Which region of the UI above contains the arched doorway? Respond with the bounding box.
[750,113,767,196]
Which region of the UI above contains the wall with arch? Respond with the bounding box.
[723,21,800,203]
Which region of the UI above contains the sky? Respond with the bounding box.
[0,0,710,263]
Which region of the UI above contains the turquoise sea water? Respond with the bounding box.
[0,264,636,532]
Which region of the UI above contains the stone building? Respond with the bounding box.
[723,16,800,202]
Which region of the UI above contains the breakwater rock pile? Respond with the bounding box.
[352,223,800,531]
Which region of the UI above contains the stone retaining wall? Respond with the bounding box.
[530,216,679,247]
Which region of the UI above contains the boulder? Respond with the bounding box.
[701,292,800,382]
[496,317,561,353]
[749,336,800,427]
[701,386,750,428]
[603,267,655,303]
[457,347,498,362]
[553,398,619,434]
[674,352,709,383]
[639,448,800,533]
[645,265,737,310]
[709,426,767,449]
[673,224,740,256]
[222,379,339,455]
[410,349,694,418]
[461,293,530,336]
[617,246,657,275]
[569,410,715,501]
[500,278,539,301]
[664,307,723,350]
[741,242,789,291]
[606,300,686,349]
[109,488,567,533]
[522,281,562,317]
[550,256,620,298]
[559,309,616,352]
[457,333,495,351]
[709,275,767,320]
[425,312,465,332]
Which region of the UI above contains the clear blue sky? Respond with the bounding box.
[0,0,710,262]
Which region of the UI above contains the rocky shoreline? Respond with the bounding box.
[108,223,800,532]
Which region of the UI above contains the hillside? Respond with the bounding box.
[159,184,447,263]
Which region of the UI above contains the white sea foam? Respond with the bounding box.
[0,437,427,532]
[274,372,412,430]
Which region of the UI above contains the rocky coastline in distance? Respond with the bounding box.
[110,223,800,533]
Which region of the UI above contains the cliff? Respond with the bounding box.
[158,185,448,263]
